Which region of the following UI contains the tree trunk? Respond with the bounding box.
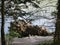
[1,0,6,45]
[54,0,60,45]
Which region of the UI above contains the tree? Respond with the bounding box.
[54,0,60,45]
[1,0,6,45]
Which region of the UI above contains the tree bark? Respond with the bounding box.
[1,0,6,45]
[54,0,60,45]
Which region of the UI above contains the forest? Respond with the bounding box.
[0,0,60,45]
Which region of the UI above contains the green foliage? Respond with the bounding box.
[9,31,22,38]
[9,31,21,38]
[8,22,22,38]
[6,30,22,45]
[6,31,19,40]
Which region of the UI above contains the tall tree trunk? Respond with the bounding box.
[54,0,60,45]
[1,0,6,45]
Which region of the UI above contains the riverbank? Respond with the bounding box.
[12,36,53,45]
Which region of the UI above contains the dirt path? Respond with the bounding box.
[12,36,53,45]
